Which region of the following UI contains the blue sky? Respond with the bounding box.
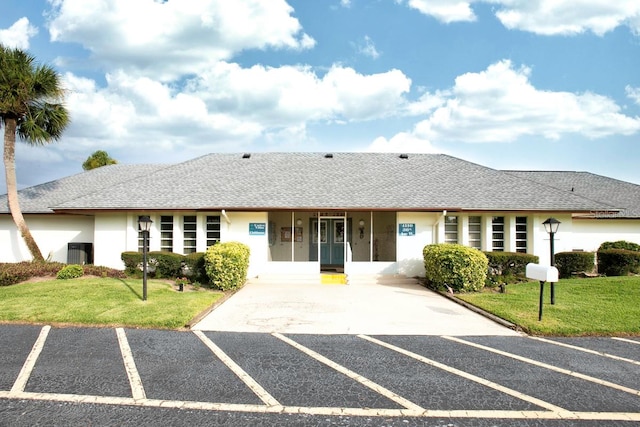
[1,0,640,189]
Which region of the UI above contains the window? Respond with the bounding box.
[444,216,458,244]
[183,216,197,254]
[515,216,527,253]
[206,215,221,247]
[160,216,173,252]
[492,216,505,252]
[468,216,481,249]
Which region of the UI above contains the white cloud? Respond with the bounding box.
[47,0,315,81]
[401,0,640,35]
[404,0,477,23]
[356,35,381,59]
[375,60,640,152]
[187,62,411,125]
[625,85,640,105]
[493,0,640,36]
[421,60,640,141]
[368,132,440,153]
[0,17,38,49]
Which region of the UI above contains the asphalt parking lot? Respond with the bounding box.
[1,325,639,426]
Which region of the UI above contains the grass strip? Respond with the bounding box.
[457,276,640,336]
[0,277,222,329]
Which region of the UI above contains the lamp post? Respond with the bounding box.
[542,217,560,305]
[138,215,153,301]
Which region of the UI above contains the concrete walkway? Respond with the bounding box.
[192,279,521,336]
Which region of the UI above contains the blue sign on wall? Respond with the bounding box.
[398,223,416,236]
[249,223,266,235]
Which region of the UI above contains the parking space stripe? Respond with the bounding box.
[273,333,424,412]
[613,337,640,345]
[530,336,640,366]
[3,390,640,421]
[10,325,50,394]
[445,336,640,397]
[359,334,568,414]
[115,328,146,400]
[193,331,281,408]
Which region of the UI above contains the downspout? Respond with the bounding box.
[221,210,231,225]
[432,210,447,244]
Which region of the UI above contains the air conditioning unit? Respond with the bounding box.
[67,243,94,265]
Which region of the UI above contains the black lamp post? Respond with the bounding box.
[138,215,153,301]
[542,217,560,305]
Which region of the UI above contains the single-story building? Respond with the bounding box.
[1,152,639,278]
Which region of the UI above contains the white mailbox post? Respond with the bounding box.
[526,263,559,321]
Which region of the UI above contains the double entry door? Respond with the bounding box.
[310,218,350,270]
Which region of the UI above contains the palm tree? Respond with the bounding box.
[1,45,70,261]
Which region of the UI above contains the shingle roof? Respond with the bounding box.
[504,170,640,218]
[32,152,614,212]
[0,164,167,213]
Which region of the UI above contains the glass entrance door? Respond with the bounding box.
[310,217,350,270]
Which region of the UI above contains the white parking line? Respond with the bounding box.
[273,333,424,412]
[358,334,568,415]
[2,390,640,421]
[613,337,640,345]
[445,336,640,397]
[10,325,50,394]
[116,328,146,400]
[530,336,640,366]
[193,330,281,408]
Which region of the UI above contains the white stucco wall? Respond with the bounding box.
[223,211,269,278]
[396,212,437,276]
[94,214,129,269]
[568,218,640,252]
[0,214,94,263]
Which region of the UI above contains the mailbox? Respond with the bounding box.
[526,263,559,321]
[526,263,558,283]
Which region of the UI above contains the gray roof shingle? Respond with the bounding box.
[35,152,614,212]
[0,164,167,213]
[504,170,640,218]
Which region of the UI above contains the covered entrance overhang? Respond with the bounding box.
[265,210,397,276]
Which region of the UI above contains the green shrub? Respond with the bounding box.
[204,242,250,291]
[484,251,539,284]
[148,251,184,278]
[598,241,640,252]
[555,252,595,278]
[184,252,208,283]
[423,244,488,292]
[121,252,143,276]
[597,249,640,276]
[56,264,84,280]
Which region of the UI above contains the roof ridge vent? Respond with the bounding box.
[399,153,409,159]
[324,153,333,158]
[242,153,251,159]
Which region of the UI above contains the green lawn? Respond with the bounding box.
[457,276,640,336]
[0,277,223,329]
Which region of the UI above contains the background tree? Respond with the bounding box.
[1,45,70,261]
[83,150,117,170]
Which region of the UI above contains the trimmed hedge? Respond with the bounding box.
[204,242,250,291]
[597,249,640,276]
[484,251,539,284]
[121,251,208,282]
[555,252,595,278]
[423,244,488,292]
[598,240,640,252]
